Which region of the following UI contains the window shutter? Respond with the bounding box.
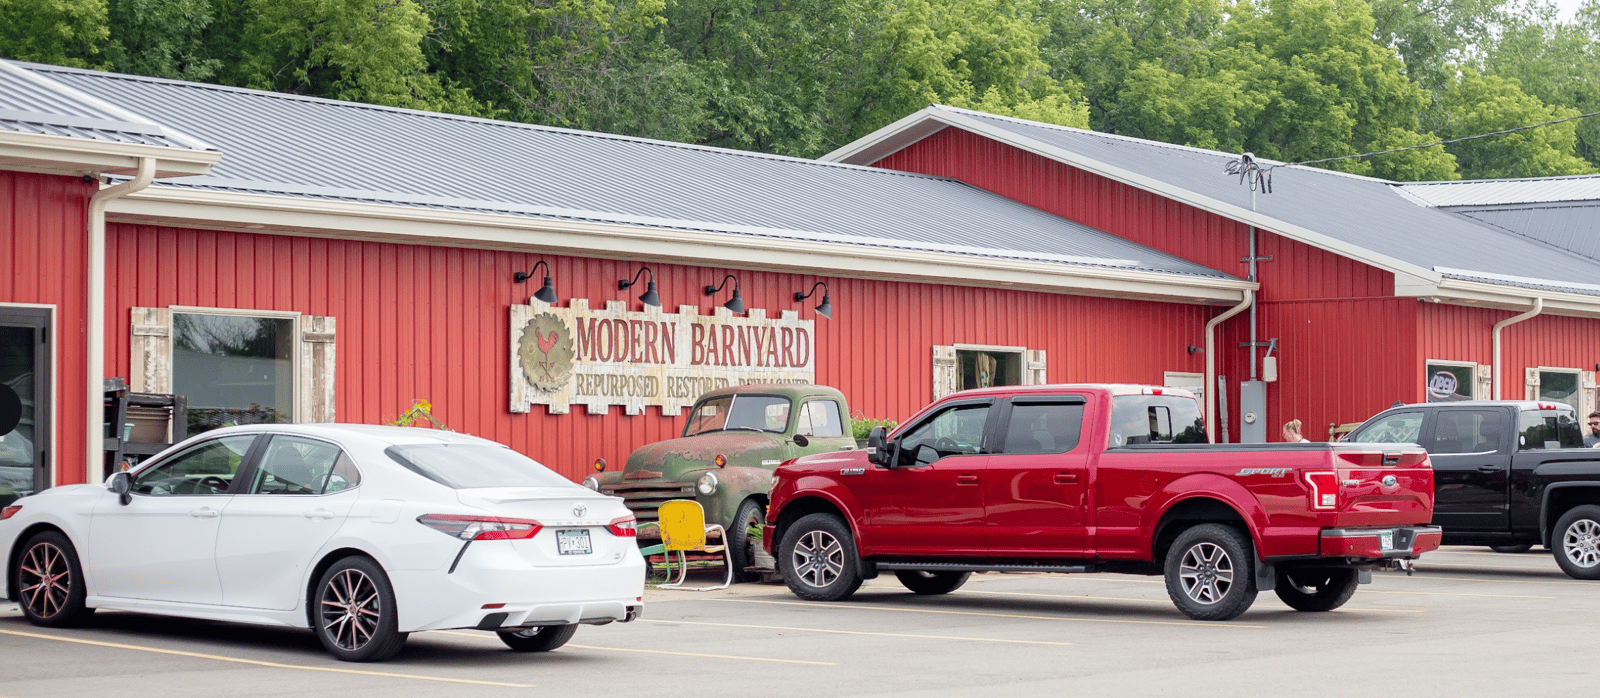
[1525,367,1540,402]
[1584,371,1597,414]
[932,345,957,400]
[1026,349,1047,385]
[299,315,336,423]
[1476,364,1492,400]
[130,307,172,394]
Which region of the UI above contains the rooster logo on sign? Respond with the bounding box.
[517,312,574,392]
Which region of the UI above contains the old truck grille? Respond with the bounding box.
[600,483,694,523]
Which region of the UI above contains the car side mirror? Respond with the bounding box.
[109,471,132,505]
[793,433,810,448]
[866,426,889,466]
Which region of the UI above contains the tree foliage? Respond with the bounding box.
[0,0,108,68]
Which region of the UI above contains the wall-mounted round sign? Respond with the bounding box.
[0,383,20,437]
[1428,371,1459,399]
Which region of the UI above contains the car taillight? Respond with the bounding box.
[0,505,19,520]
[1304,471,1340,511]
[608,515,637,537]
[417,514,543,541]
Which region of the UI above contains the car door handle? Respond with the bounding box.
[303,509,337,520]
[956,474,980,485]
[1054,473,1079,484]
[1478,465,1501,472]
[189,507,219,518]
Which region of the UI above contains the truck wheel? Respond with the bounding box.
[1164,524,1258,621]
[895,570,970,595]
[1273,569,1359,612]
[728,499,765,583]
[779,513,863,602]
[1488,544,1533,554]
[1552,505,1600,580]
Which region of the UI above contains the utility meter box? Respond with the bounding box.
[1240,380,1267,443]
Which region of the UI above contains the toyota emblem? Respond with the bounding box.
[573,503,587,517]
[1381,475,1398,488]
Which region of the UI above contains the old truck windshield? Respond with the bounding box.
[684,395,791,436]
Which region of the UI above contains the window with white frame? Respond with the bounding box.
[1424,361,1477,402]
[931,344,1047,400]
[131,307,336,435]
[1525,367,1592,414]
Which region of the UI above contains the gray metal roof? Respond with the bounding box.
[0,62,209,150]
[1446,202,1600,260]
[1400,175,1600,207]
[16,63,1237,282]
[894,105,1600,298]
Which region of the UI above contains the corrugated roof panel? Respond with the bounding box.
[1451,204,1600,259]
[23,64,1239,281]
[0,63,206,150]
[1400,176,1600,207]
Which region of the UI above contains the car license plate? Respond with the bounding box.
[557,529,592,555]
[1378,530,1395,551]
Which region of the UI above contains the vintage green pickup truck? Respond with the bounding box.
[581,384,854,580]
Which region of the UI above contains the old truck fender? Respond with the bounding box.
[1143,472,1272,561]
[706,465,774,526]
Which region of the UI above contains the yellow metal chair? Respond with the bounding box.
[656,499,733,591]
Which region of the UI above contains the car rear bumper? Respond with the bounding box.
[1319,525,1442,559]
[390,544,646,632]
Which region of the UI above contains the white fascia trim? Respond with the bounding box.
[1426,277,1600,318]
[0,60,217,152]
[822,107,1444,289]
[0,131,219,177]
[106,187,1257,305]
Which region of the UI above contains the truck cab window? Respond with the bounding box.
[1517,410,1583,451]
[1001,403,1084,454]
[1350,411,1425,444]
[1431,410,1503,454]
[1109,395,1205,446]
[897,403,990,465]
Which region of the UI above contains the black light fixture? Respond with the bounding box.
[705,274,745,314]
[794,281,832,319]
[512,260,559,304]
[618,265,661,308]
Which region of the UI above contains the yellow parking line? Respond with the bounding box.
[1411,573,1595,587]
[432,631,836,666]
[0,628,534,688]
[1359,589,1554,599]
[639,618,1075,646]
[703,597,1267,628]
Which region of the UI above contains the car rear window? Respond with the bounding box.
[384,444,577,489]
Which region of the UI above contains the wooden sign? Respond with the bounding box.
[511,299,816,415]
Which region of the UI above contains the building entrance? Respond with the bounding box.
[0,307,51,506]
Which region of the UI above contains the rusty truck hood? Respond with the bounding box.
[621,431,789,482]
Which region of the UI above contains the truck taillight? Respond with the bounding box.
[608,515,637,537]
[1304,471,1340,511]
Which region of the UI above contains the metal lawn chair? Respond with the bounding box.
[655,499,733,591]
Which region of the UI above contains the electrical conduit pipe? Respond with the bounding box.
[1492,297,1543,400]
[88,158,156,481]
[1206,289,1254,444]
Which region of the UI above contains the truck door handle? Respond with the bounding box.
[1054,473,1079,484]
[189,507,219,519]
[303,509,336,520]
[956,474,979,485]
[1477,465,1501,472]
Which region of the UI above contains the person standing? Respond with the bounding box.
[1282,419,1310,443]
[1585,412,1600,448]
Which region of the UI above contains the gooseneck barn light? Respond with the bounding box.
[512,260,559,304]
[618,265,661,308]
[704,274,745,314]
[794,281,832,319]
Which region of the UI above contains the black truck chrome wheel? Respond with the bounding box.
[1553,506,1600,580]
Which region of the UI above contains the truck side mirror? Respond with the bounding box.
[109,471,132,506]
[866,426,889,466]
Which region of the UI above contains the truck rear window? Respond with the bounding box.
[1109,395,1206,447]
[1517,410,1583,450]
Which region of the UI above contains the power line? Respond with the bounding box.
[1226,108,1600,191]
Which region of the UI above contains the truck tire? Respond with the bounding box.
[728,499,766,583]
[895,570,971,595]
[1488,544,1533,554]
[779,513,863,602]
[1552,505,1600,580]
[1273,569,1359,612]
[1163,524,1258,621]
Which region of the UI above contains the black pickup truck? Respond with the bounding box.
[1347,400,1600,579]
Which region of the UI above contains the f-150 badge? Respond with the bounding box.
[1236,467,1291,477]
[840,468,866,476]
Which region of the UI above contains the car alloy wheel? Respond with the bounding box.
[1178,541,1235,605]
[321,568,382,652]
[1562,518,1600,568]
[792,529,845,589]
[19,540,72,620]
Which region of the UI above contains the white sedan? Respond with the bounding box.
[0,424,645,661]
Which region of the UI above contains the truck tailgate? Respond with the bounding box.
[1315,447,1435,526]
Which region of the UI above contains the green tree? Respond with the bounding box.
[0,0,108,68]
[104,0,221,80]
[1439,67,1593,178]
[1480,1,1600,168]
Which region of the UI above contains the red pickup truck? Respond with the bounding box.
[763,384,1442,620]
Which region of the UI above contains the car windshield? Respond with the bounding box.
[384,444,577,489]
[683,395,791,436]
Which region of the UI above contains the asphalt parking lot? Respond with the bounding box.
[3,547,1598,697]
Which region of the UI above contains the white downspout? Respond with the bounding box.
[1206,289,1254,444]
[1492,297,1543,400]
[87,158,156,481]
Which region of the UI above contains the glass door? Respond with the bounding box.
[0,308,51,506]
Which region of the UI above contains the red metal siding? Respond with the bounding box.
[0,171,95,485]
[1421,303,1600,403]
[105,224,1217,482]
